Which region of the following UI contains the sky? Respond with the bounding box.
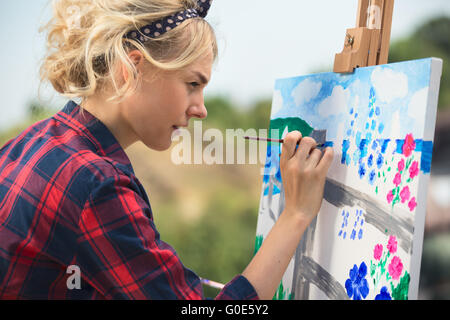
[0,0,449,131]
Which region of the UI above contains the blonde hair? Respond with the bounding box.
[39,0,218,104]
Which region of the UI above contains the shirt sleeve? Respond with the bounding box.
[75,173,259,300]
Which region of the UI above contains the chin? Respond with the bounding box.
[144,139,171,152]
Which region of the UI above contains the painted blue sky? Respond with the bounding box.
[271,58,438,142]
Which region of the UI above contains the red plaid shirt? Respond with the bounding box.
[0,100,258,300]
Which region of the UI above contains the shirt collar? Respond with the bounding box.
[54,100,135,175]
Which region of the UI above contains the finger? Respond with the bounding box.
[307,148,323,168]
[281,131,302,162]
[294,137,317,162]
[316,147,334,175]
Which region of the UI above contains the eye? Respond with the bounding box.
[189,82,200,88]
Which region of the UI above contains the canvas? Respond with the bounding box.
[254,58,443,300]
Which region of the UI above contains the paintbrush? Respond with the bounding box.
[243,136,326,148]
[200,278,225,290]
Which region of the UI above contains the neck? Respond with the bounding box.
[81,95,138,150]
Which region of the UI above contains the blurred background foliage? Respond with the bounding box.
[389,16,450,109]
[0,16,449,299]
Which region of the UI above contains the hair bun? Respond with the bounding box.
[39,0,217,104]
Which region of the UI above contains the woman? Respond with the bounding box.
[0,0,333,299]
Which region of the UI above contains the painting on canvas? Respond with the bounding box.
[254,58,443,300]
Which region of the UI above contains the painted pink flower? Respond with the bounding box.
[393,173,402,187]
[402,134,416,157]
[398,159,405,172]
[409,161,419,179]
[387,235,397,254]
[400,186,411,203]
[408,197,417,212]
[374,244,383,260]
[387,190,394,204]
[388,256,403,281]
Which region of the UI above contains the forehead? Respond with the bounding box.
[182,52,214,78]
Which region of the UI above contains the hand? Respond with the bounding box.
[279,131,334,224]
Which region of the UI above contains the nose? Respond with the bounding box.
[187,102,208,120]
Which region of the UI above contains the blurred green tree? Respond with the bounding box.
[203,95,244,129]
[389,16,450,109]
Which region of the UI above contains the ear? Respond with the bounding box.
[121,50,145,82]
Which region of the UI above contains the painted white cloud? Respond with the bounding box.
[291,78,322,106]
[390,110,401,138]
[408,87,428,137]
[317,85,350,117]
[371,67,408,103]
[271,89,283,116]
[408,87,428,118]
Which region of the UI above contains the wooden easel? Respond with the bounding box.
[334,0,395,73]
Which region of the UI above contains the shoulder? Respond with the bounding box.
[3,116,137,207]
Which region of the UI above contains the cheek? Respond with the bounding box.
[124,90,173,138]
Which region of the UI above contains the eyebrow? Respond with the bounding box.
[193,71,209,85]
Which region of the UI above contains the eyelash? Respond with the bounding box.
[189,82,200,88]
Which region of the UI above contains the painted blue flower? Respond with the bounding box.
[358,228,363,239]
[371,120,376,130]
[375,286,392,300]
[368,170,376,185]
[376,153,384,169]
[367,154,374,167]
[375,106,381,116]
[358,163,366,178]
[345,262,369,300]
[371,140,378,151]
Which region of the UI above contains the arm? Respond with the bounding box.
[242,131,334,299]
[75,173,257,300]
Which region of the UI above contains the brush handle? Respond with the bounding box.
[244,136,325,147]
[200,278,225,290]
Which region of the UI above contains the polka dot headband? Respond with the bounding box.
[124,0,212,42]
